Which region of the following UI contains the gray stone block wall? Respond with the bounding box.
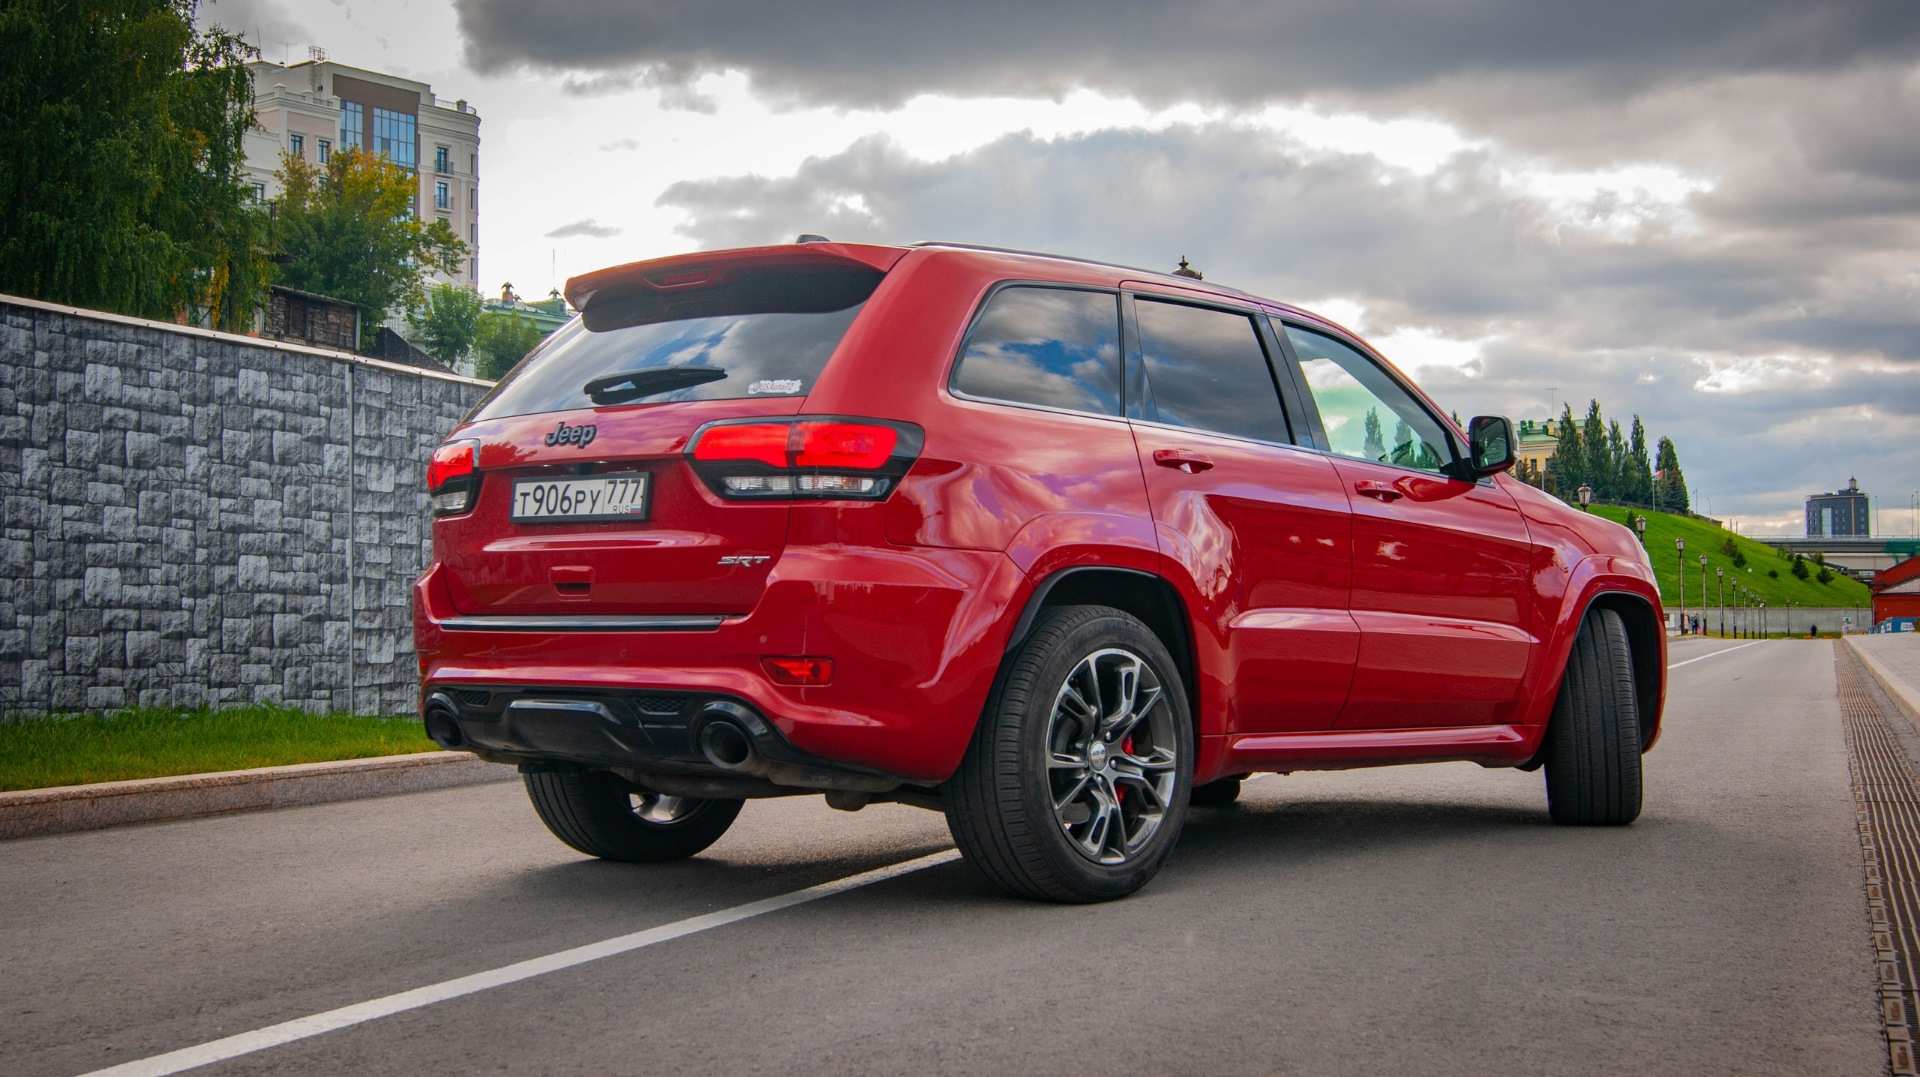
[0,296,491,716]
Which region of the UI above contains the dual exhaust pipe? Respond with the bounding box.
[425,691,772,778]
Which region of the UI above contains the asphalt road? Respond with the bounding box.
[1,638,1886,1076]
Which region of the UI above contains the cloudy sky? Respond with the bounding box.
[206,0,1919,535]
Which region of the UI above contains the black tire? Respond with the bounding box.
[1544,606,1644,825]
[943,605,1194,902]
[523,768,743,862]
[1190,777,1243,807]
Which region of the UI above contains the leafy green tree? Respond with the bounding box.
[1655,436,1689,513]
[1581,401,1610,499]
[1626,415,1653,505]
[274,148,466,349]
[1791,554,1810,579]
[474,310,546,381]
[407,282,483,369]
[1604,419,1627,502]
[0,0,270,330]
[1547,403,1585,497]
[1362,408,1385,461]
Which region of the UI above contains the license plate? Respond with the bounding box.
[510,473,650,523]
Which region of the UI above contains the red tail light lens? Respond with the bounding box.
[685,416,922,501]
[793,422,897,469]
[691,423,791,468]
[762,656,834,686]
[427,439,480,516]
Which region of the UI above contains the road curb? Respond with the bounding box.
[1847,636,1920,729]
[0,751,516,841]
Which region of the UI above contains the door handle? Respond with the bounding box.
[1354,480,1404,502]
[1152,449,1215,474]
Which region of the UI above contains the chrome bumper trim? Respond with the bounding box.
[439,615,729,632]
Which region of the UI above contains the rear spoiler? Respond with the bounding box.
[563,243,909,314]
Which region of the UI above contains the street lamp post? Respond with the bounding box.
[1717,566,1725,637]
[1760,601,1767,638]
[1675,537,1686,634]
[1698,554,1708,627]
[1577,484,1593,513]
[1635,515,1647,547]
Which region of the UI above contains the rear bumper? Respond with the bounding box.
[412,546,1027,784]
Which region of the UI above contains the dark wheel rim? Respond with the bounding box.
[627,791,699,825]
[1045,647,1179,865]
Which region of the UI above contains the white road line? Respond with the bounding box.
[1668,640,1766,670]
[79,848,963,1077]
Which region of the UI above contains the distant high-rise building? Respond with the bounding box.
[1807,477,1871,537]
[242,59,481,291]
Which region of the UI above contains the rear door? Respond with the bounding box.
[1127,295,1356,734]
[1275,322,1534,728]
[433,256,883,618]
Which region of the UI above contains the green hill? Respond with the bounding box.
[1583,506,1871,613]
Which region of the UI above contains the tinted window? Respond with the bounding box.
[1283,324,1453,473]
[471,304,864,421]
[1136,300,1287,442]
[951,287,1122,416]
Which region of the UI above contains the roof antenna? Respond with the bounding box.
[1173,256,1203,280]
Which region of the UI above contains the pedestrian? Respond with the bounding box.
[1809,623,1816,638]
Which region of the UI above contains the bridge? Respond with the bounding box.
[1753,535,1920,574]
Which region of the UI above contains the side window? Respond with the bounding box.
[1282,324,1453,473]
[1135,299,1288,442]
[951,287,1122,416]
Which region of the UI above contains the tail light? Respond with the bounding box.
[427,439,480,516]
[687,417,922,500]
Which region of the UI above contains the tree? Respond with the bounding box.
[407,282,483,369]
[1362,407,1385,461]
[274,147,466,349]
[1547,403,1585,497]
[1655,437,1689,513]
[1581,400,1610,499]
[1605,419,1627,502]
[474,310,546,381]
[1626,416,1653,505]
[0,0,270,330]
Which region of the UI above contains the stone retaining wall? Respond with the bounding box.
[0,295,492,715]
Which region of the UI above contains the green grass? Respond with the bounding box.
[1585,506,1872,612]
[0,705,438,793]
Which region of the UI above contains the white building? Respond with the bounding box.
[242,58,482,291]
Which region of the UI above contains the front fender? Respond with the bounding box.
[1518,553,1667,751]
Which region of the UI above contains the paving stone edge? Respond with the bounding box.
[0,751,515,840]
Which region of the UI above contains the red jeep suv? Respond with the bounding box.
[415,241,1665,902]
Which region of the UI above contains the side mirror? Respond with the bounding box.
[1465,415,1515,479]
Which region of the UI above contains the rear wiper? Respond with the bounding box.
[583,366,727,405]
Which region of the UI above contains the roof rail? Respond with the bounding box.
[908,240,1252,296]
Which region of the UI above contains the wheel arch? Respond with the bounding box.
[1005,566,1200,735]
[1585,589,1666,751]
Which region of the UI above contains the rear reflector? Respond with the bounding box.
[686,416,922,501]
[762,656,834,685]
[427,439,481,516]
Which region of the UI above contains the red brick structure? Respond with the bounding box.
[1873,556,1920,625]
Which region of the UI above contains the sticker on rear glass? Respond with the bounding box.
[748,379,803,395]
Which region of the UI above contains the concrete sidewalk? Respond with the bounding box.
[1848,633,1920,725]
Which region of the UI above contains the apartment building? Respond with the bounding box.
[242,58,482,291]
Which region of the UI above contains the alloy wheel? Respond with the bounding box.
[1045,647,1180,864]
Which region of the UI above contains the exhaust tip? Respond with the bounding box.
[423,695,465,749]
[698,719,757,771]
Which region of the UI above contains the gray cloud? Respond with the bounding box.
[655,124,1920,523]
[197,0,310,51]
[544,218,624,239]
[454,0,1920,114]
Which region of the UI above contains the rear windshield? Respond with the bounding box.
[469,266,878,421]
